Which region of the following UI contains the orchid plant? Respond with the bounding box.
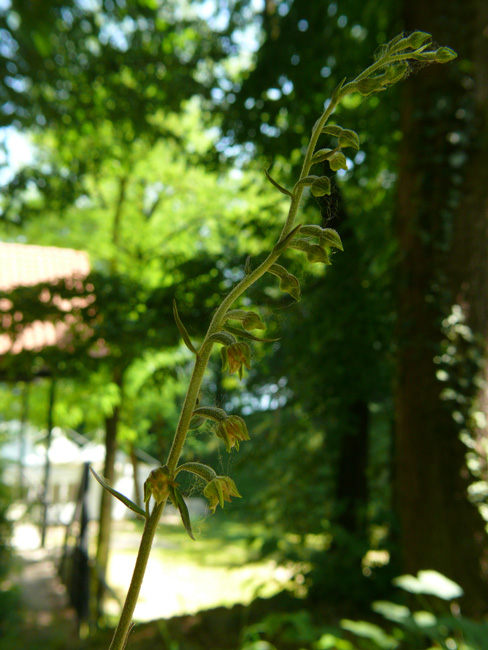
[91,32,456,650]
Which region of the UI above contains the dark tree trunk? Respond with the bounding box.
[335,400,369,533]
[395,0,488,614]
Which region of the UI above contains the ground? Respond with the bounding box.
[6,516,301,650]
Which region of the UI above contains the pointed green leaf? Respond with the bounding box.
[223,324,279,342]
[311,176,331,197]
[90,466,147,519]
[171,486,195,540]
[331,77,347,102]
[272,224,302,255]
[264,168,293,197]
[244,255,253,275]
[173,300,197,355]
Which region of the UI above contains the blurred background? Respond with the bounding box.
[0,1,487,649]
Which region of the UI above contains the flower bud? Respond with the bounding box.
[434,47,457,63]
[385,62,409,84]
[215,415,250,452]
[221,341,251,379]
[329,152,348,172]
[402,31,431,50]
[144,466,176,504]
[356,77,386,96]
[203,476,242,513]
[311,176,331,197]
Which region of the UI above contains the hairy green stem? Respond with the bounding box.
[108,500,165,650]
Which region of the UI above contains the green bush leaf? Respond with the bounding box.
[393,570,464,600]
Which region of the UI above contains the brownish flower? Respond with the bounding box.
[203,476,242,513]
[221,342,251,379]
[215,415,250,452]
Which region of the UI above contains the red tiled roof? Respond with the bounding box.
[0,242,90,290]
[0,243,91,355]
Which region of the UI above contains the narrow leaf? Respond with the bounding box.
[224,324,279,343]
[272,224,302,255]
[173,300,197,355]
[331,77,347,102]
[90,466,147,519]
[244,255,253,275]
[172,486,195,540]
[264,168,293,197]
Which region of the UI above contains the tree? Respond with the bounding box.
[394,0,488,614]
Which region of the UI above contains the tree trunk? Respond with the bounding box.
[395,0,488,614]
[95,370,123,619]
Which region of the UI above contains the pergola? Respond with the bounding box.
[0,242,91,545]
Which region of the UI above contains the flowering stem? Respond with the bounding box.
[106,32,455,650]
[108,96,341,650]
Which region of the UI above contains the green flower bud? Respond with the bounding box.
[434,47,457,63]
[144,466,176,505]
[221,341,251,379]
[338,129,360,150]
[203,476,242,513]
[385,62,409,84]
[215,415,250,452]
[311,176,331,197]
[356,77,386,96]
[402,31,431,50]
[329,152,348,172]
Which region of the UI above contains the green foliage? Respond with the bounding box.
[239,572,488,650]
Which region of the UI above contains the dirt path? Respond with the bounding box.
[11,523,80,650]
